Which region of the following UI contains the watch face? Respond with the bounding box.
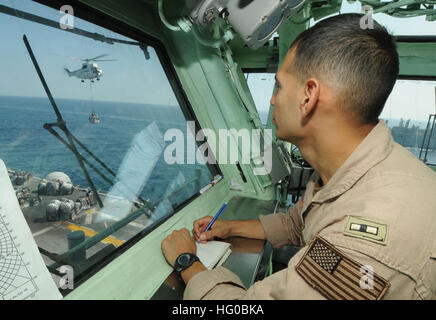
[178,254,190,266]
[175,253,198,274]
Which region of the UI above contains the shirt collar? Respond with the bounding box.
[301,120,394,212]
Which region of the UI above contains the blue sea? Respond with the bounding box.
[0,95,215,206]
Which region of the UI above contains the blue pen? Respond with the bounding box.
[204,202,227,232]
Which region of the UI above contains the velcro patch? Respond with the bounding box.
[295,235,390,300]
[344,216,388,245]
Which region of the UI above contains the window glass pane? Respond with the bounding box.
[381,80,436,165]
[0,0,218,286]
[245,73,275,125]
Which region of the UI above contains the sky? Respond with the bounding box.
[0,0,179,105]
[247,1,436,122]
[0,0,435,121]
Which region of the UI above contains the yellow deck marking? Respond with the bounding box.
[63,222,125,247]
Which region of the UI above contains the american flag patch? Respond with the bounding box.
[295,235,390,300]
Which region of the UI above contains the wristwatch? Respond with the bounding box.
[174,253,200,279]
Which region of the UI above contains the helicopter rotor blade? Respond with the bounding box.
[87,54,108,61]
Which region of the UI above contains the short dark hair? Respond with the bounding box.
[287,13,399,124]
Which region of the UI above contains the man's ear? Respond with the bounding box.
[300,78,320,118]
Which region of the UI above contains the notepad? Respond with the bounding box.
[196,241,232,270]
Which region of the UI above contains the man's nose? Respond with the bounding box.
[270,89,276,107]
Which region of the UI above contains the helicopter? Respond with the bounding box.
[64,54,115,83]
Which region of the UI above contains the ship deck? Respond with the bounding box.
[12,170,151,287]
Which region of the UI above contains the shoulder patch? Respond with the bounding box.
[295,235,390,300]
[344,216,388,245]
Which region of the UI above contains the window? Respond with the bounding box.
[244,73,276,125]
[381,80,436,165]
[0,0,219,290]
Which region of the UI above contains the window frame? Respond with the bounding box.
[23,0,222,292]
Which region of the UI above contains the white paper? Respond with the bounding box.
[0,159,62,300]
[196,240,232,270]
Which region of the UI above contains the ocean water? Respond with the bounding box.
[0,95,214,206]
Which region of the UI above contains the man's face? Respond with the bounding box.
[270,50,304,143]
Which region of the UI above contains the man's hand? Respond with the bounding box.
[193,216,232,243]
[161,228,197,267]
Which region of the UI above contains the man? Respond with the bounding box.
[161,13,436,299]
